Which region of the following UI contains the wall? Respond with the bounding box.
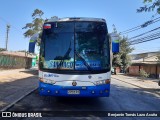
[115,67,120,73]
[0,55,32,69]
[129,64,160,79]
[128,66,140,76]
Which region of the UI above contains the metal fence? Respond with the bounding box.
[0,54,32,69]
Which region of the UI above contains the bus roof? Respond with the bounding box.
[47,17,106,23]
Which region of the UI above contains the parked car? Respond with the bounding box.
[111,67,116,75]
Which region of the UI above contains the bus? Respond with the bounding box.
[29,17,119,97]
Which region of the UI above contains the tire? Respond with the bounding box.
[158,81,160,86]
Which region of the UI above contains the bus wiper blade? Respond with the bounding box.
[57,40,72,69]
[75,51,93,71]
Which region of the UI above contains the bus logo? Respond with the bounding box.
[88,75,92,79]
[72,81,77,86]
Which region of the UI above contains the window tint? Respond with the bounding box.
[49,22,74,33]
[75,22,107,32]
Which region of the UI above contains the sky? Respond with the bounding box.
[0,0,159,54]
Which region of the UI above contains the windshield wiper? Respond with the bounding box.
[75,51,93,71]
[57,40,72,69]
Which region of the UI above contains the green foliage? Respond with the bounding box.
[32,9,44,19]
[112,54,122,67]
[23,9,44,38]
[0,48,6,52]
[139,69,149,79]
[23,9,58,46]
[143,0,153,3]
[137,0,160,14]
[155,51,160,63]
[17,50,26,52]
[119,37,134,71]
[157,54,160,63]
[112,36,134,72]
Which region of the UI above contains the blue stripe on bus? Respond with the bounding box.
[39,82,110,97]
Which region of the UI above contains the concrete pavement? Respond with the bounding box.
[0,68,38,111]
[7,78,160,119]
[0,69,159,111]
[111,74,160,95]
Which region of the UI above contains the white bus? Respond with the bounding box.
[29,17,119,97]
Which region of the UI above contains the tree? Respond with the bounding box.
[139,69,149,80]
[17,50,26,52]
[0,48,6,52]
[157,53,160,63]
[22,9,44,38]
[112,36,134,73]
[23,9,58,46]
[112,54,122,67]
[158,55,160,61]
[120,37,134,71]
[137,0,160,15]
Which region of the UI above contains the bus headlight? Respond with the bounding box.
[39,78,44,82]
[39,78,56,84]
[105,79,110,84]
[95,79,110,85]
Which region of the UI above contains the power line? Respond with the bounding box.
[120,17,160,35]
[0,16,23,34]
[130,35,160,43]
[120,25,141,35]
[130,37,160,45]
[133,46,160,50]
[128,30,160,45]
[135,49,160,52]
[130,36,160,45]
[128,26,160,40]
[129,31,160,43]
[133,49,160,53]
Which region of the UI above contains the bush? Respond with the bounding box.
[139,69,149,80]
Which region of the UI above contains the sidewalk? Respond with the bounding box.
[0,68,38,111]
[111,74,160,90]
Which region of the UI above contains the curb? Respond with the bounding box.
[111,77,144,88]
[111,77,160,96]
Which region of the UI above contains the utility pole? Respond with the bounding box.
[112,24,117,33]
[6,24,10,51]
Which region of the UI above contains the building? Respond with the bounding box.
[129,51,160,79]
[0,51,35,69]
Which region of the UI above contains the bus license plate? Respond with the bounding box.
[67,90,80,94]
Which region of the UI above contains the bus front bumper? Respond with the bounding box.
[39,82,110,97]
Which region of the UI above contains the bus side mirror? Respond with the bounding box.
[110,33,119,53]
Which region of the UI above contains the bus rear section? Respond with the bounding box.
[38,17,111,97]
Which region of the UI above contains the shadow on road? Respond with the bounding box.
[19,69,38,76]
[0,75,38,110]
[1,77,158,120]
[7,82,160,113]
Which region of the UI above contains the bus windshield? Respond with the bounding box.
[40,21,110,71]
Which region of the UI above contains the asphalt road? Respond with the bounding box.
[6,78,160,120]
